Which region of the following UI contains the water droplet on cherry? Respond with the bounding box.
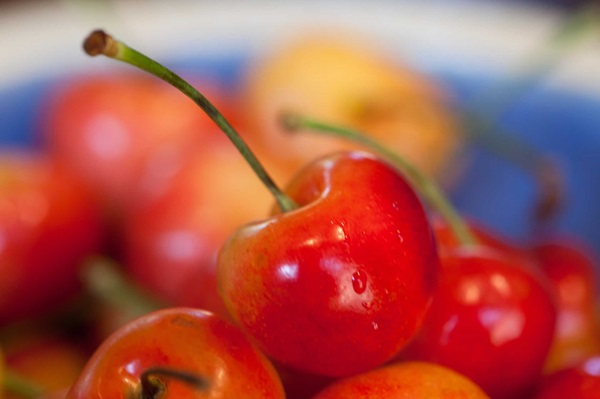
[352,270,368,294]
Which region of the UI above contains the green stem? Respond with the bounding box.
[4,369,44,399]
[81,256,162,320]
[457,4,598,221]
[138,367,209,399]
[82,29,297,213]
[461,116,564,221]
[281,113,478,247]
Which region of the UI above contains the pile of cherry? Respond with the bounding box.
[1,30,599,399]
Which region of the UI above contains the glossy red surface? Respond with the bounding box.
[0,152,105,324]
[400,247,557,399]
[66,308,285,398]
[218,151,440,377]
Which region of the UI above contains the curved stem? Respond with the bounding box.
[83,29,297,213]
[4,369,44,399]
[458,4,598,221]
[281,113,478,247]
[138,366,209,399]
[461,116,564,221]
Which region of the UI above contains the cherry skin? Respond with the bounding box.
[66,307,285,399]
[311,361,490,399]
[218,151,440,377]
[430,214,535,265]
[240,33,461,183]
[0,151,105,325]
[40,71,231,214]
[121,132,285,320]
[531,235,600,373]
[399,246,557,399]
[532,355,600,399]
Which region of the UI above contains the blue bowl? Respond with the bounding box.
[1,1,599,263]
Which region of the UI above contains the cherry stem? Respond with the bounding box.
[82,29,297,213]
[81,256,163,320]
[460,117,564,221]
[3,368,45,399]
[458,4,598,221]
[466,3,599,118]
[138,366,209,399]
[281,113,478,247]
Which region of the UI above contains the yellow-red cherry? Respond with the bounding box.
[218,151,440,377]
[66,308,285,399]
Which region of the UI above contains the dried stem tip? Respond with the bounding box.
[83,29,119,57]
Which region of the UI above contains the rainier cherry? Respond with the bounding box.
[83,29,440,378]
[0,150,105,325]
[240,32,461,182]
[40,71,232,216]
[399,247,557,399]
[121,132,284,319]
[218,151,439,377]
[66,308,285,399]
[531,236,600,373]
[532,354,600,399]
[311,361,490,399]
[283,115,558,399]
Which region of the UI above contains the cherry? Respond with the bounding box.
[83,29,440,378]
[121,133,283,320]
[281,115,557,398]
[430,215,537,266]
[399,247,557,399]
[239,33,462,182]
[218,151,439,377]
[40,71,232,216]
[0,150,105,325]
[531,236,600,373]
[66,308,285,398]
[311,361,490,399]
[532,355,600,399]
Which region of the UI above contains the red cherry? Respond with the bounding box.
[66,308,285,399]
[0,151,105,324]
[400,246,557,399]
[81,30,438,378]
[121,136,282,319]
[531,236,600,372]
[532,355,600,399]
[40,71,230,213]
[218,151,440,377]
[311,361,490,399]
[431,214,535,265]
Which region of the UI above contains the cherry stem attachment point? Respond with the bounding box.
[82,29,297,213]
[281,112,478,247]
[139,366,209,399]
